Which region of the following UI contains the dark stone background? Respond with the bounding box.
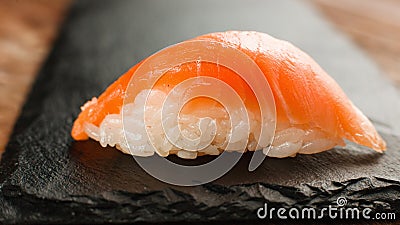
[1,0,399,224]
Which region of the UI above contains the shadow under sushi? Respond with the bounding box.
[69,137,386,192]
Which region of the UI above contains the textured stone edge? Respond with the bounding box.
[1,176,399,224]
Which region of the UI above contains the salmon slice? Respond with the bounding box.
[71,31,386,157]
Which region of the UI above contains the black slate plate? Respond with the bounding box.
[1,0,400,224]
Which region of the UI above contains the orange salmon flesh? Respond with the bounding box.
[71,31,386,153]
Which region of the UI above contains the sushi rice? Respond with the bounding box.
[83,88,344,159]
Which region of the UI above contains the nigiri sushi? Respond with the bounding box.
[71,31,386,159]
